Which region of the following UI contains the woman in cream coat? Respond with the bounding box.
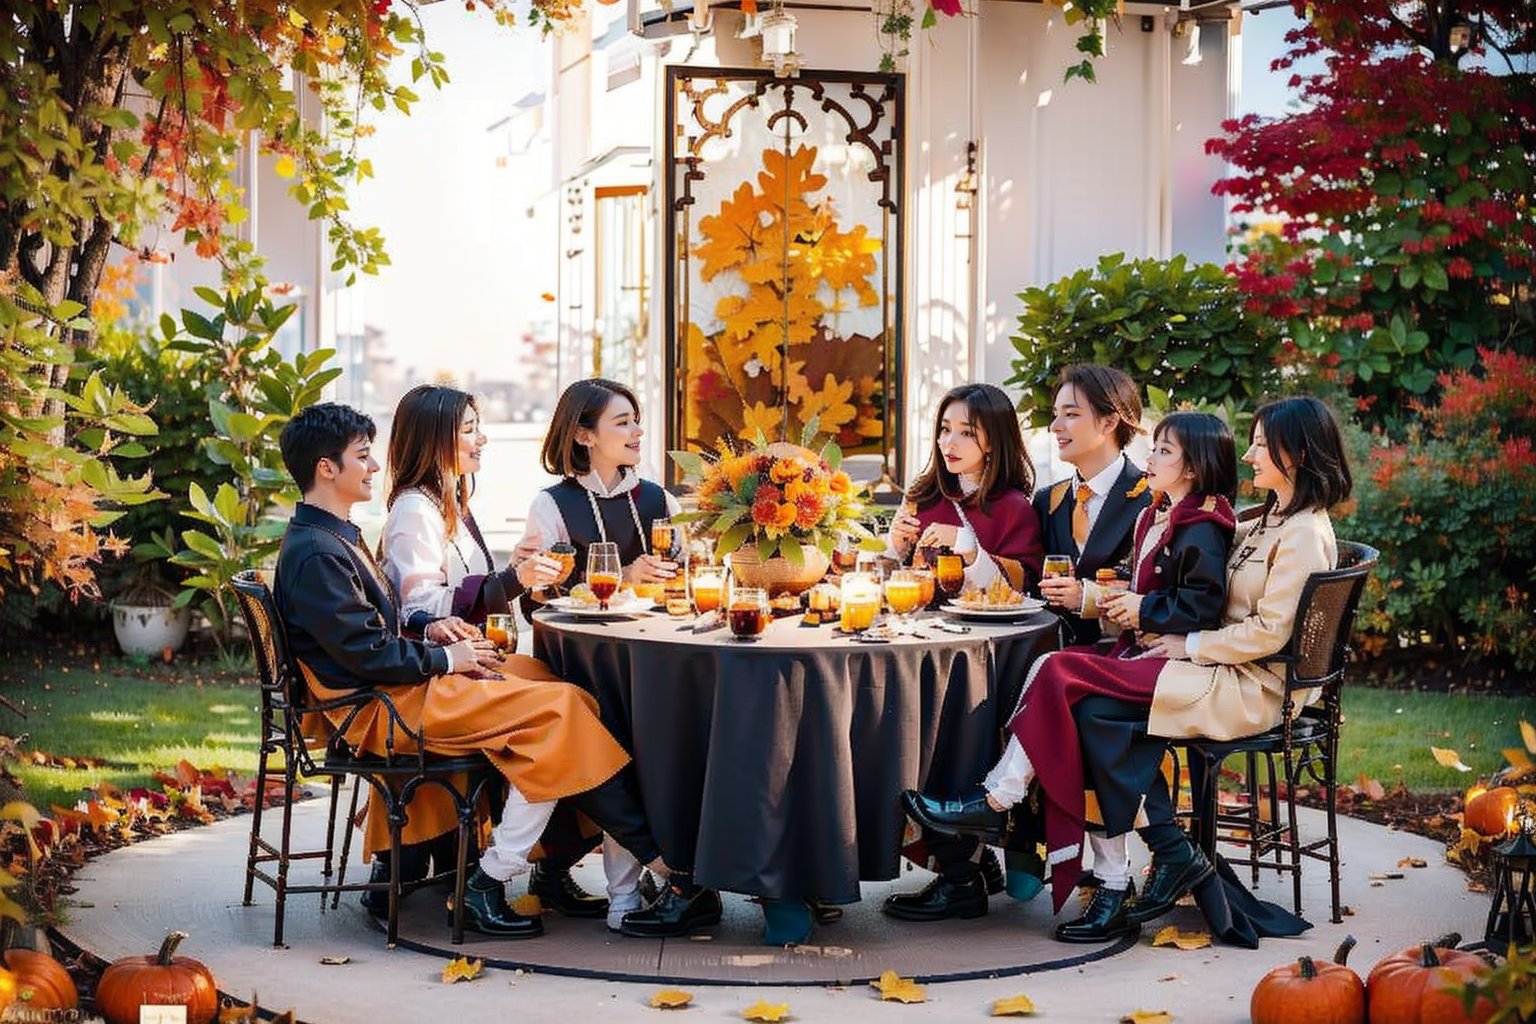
[904,395,1353,940]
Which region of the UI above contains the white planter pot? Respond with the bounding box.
[111,602,193,657]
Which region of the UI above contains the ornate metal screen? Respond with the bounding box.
[664,67,904,485]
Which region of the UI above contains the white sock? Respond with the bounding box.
[601,833,644,900]
[1089,833,1131,890]
[982,735,1034,810]
[478,786,558,882]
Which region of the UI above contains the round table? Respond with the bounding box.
[533,608,1058,904]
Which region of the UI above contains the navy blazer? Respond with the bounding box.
[275,503,449,691]
[1032,459,1152,645]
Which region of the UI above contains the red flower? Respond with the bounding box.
[930,0,963,16]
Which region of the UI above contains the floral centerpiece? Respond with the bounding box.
[670,426,882,594]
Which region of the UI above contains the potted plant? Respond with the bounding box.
[109,529,192,658]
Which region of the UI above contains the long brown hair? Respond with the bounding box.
[540,377,642,478]
[387,384,477,539]
[905,383,1034,512]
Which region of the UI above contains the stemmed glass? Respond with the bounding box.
[885,569,924,632]
[586,541,622,611]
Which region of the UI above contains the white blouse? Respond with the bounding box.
[382,489,492,622]
[518,468,682,555]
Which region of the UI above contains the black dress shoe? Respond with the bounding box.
[1054,883,1138,943]
[979,847,1005,896]
[457,868,544,939]
[1124,846,1214,925]
[882,869,988,922]
[619,880,723,938]
[901,787,1007,842]
[528,862,609,918]
[360,846,431,917]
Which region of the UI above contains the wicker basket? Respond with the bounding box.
[728,543,832,597]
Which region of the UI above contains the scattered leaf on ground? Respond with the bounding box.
[1357,775,1386,801]
[990,994,1037,1015]
[1520,719,1535,754]
[318,956,350,966]
[650,989,694,1009]
[1121,1012,1174,1024]
[742,999,791,1021]
[880,982,926,1004]
[510,893,542,916]
[1431,746,1472,772]
[441,957,484,984]
[1150,926,1211,951]
[1397,857,1427,869]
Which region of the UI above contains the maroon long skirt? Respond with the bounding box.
[1006,646,1165,912]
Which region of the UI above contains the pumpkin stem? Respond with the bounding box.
[1298,955,1318,979]
[156,931,189,965]
[1333,934,1357,966]
[1419,941,1441,968]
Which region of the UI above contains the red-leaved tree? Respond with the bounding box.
[1208,1,1536,422]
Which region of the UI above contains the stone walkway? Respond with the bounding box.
[62,800,1491,1023]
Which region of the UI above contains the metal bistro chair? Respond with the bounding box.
[1169,540,1379,924]
[231,570,502,948]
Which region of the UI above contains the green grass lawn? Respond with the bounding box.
[0,654,1527,810]
[0,658,260,810]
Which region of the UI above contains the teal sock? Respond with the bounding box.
[761,898,813,946]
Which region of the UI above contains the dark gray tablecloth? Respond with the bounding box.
[533,610,1058,903]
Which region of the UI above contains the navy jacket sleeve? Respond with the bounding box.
[1137,520,1231,635]
[286,551,449,687]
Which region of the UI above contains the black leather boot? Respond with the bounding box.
[528,861,609,918]
[901,787,1008,842]
[619,874,723,938]
[882,864,988,922]
[458,867,544,939]
[979,847,1006,896]
[1054,883,1138,943]
[1124,844,1213,925]
[360,843,432,917]
[568,771,663,866]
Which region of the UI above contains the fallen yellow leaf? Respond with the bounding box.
[881,982,926,1004]
[441,957,484,984]
[991,993,1037,1015]
[1150,926,1212,951]
[651,989,694,1009]
[1521,719,1536,755]
[1431,746,1472,772]
[870,970,909,995]
[510,893,543,916]
[1121,1012,1174,1024]
[742,999,791,1021]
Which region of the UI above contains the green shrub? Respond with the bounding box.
[1341,348,1536,668]
[1006,253,1284,425]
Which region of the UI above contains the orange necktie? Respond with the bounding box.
[1071,483,1094,550]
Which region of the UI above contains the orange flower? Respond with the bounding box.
[829,471,853,495]
[794,493,823,529]
[770,458,803,485]
[751,495,780,527]
[724,455,757,491]
[773,502,798,530]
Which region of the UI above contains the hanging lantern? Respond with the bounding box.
[1484,808,1536,946]
[759,5,800,77]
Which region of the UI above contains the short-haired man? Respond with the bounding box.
[273,403,691,938]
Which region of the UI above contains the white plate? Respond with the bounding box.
[546,597,653,617]
[941,598,1048,620]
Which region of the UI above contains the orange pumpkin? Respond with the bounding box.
[3,948,77,1010]
[1366,941,1495,1024]
[1252,937,1365,1024]
[1464,785,1519,836]
[95,931,218,1024]
[0,964,16,1016]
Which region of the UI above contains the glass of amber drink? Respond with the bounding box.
[839,572,882,632]
[586,542,622,610]
[935,553,966,599]
[691,565,724,615]
[484,613,516,655]
[911,567,936,609]
[727,587,769,639]
[1042,554,1075,580]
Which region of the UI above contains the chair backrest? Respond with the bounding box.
[230,570,318,752]
[1283,541,1379,690]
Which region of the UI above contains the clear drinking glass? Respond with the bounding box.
[727,587,770,639]
[885,569,924,629]
[1042,554,1075,580]
[691,565,724,615]
[484,613,517,654]
[839,571,882,632]
[586,541,622,611]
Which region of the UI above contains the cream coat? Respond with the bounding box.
[1148,507,1337,741]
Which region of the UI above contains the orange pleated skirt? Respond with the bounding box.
[301,654,629,857]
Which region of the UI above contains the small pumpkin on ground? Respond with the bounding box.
[1366,934,1496,1024]
[1463,785,1520,837]
[0,921,78,1011]
[95,931,219,1024]
[1251,936,1365,1024]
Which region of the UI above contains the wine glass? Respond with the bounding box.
[484,613,517,655]
[1042,554,1075,580]
[885,569,924,630]
[586,541,622,611]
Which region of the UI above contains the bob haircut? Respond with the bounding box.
[1152,411,1238,503]
[279,402,376,494]
[1059,364,1144,450]
[1252,396,1353,515]
[540,377,643,478]
[905,382,1034,512]
[387,384,478,539]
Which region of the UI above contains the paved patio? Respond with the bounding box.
[61,800,1492,1022]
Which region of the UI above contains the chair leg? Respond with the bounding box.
[1244,750,1261,888]
[450,816,472,945]
[331,777,363,910]
[321,773,343,878]
[1323,741,1342,923]
[1282,745,1304,917]
[1189,748,1220,862]
[273,761,299,948]
[244,742,272,907]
